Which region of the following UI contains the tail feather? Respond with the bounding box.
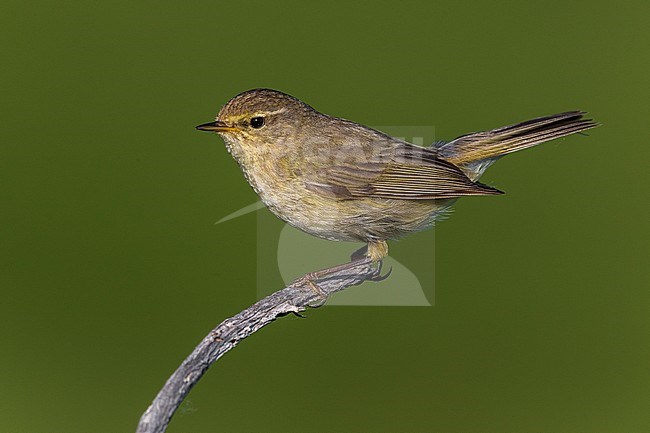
[438,111,599,180]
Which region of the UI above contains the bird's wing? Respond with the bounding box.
[304,143,502,200]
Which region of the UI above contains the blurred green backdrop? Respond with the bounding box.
[1,1,648,432]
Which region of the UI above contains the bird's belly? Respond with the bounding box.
[257,179,454,242]
[237,155,454,242]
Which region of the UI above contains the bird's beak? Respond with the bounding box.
[195,120,238,132]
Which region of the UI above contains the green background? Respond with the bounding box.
[1,1,648,432]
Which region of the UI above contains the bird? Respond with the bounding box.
[197,88,598,269]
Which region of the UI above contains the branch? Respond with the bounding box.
[136,257,380,433]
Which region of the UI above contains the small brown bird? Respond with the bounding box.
[197,89,597,265]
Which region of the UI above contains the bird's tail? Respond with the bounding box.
[436,111,599,181]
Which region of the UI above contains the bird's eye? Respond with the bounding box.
[250,117,265,129]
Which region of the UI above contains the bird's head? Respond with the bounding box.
[196,88,317,149]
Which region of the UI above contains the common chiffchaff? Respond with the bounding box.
[197,89,597,262]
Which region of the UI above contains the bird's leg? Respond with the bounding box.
[366,240,392,282]
[367,240,389,262]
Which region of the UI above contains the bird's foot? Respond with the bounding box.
[367,259,392,282]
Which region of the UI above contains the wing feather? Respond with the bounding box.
[305,143,502,200]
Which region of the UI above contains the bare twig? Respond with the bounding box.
[136,258,381,433]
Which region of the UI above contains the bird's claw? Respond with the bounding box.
[368,260,392,282]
